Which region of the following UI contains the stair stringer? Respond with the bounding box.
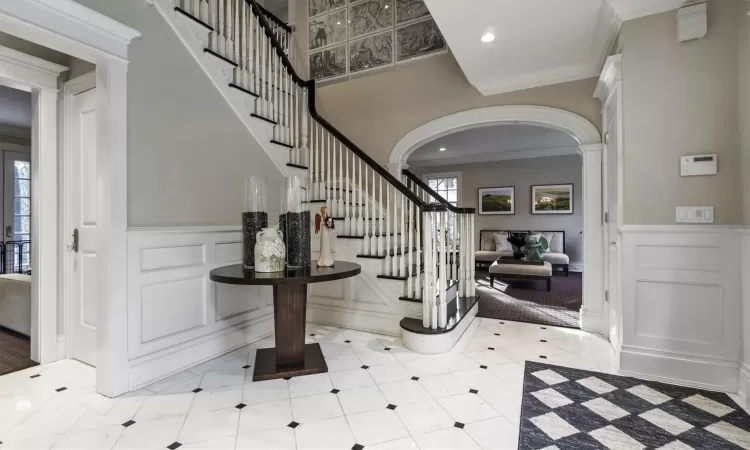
[150,0,296,177]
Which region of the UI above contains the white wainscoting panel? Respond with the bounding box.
[126,227,273,391]
[739,230,750,402]
[620,226,742,392]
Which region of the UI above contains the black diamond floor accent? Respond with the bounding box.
[480,365,488,369]
[469,389,479,394]
[454,422,465,429]
[387,404,397,410]
[288,421,300,429]
[345,340,351,343]
[499,321,505,324]
[541,327,547,329]
[352,444,364,450]
[236,403,246,409]
[55,387,67,392]
[192,388,203,393]
[540,340,547,343]
[122,420,136,427]
[384,347,391,351]
[167,442,182,450]
[331,389,340,394]
[411,376,420,381]
[310,333,316,336]
[242,365,251,369]
[540,355,547,359]
[361,365,369,369]
[488,347,495,350]
[30,374,40,378]
[283,377,291,380]
[494,333,500,336]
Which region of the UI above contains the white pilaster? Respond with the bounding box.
[579,143,605,335]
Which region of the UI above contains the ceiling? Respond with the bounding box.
[424,0,684,95]
[0,84,31,130]
[407,124,580,167]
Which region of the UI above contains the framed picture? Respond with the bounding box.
[531,184,574,214]
[309,0,346,19]
[309,44,347,80]
[308,9,347,51]
[350,30,393,73]
[478,186,515,215]
[349,0,394,40]
[396,0,430,24]
[396,18,446,61]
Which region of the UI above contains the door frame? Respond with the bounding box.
[0,0,140,397]
[62,72,96,362]
[0,46,68,365]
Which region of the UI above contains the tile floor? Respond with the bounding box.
[0,319,622,449]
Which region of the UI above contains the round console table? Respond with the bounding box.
[209,261,361,381]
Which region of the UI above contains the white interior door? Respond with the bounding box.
[69,87,98,366]
[604,90,621,350]
[3,152,31,274]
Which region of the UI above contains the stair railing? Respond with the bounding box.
[173,0,476,328]
[403,170,476,301]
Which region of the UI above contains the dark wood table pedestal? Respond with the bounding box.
[209,262,361,381]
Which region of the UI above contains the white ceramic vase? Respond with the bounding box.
[317,227,334,267]
[254,227,285,272]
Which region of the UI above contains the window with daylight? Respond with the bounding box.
[13,160,31,272]
[426,176,458,206]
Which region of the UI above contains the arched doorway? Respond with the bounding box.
[388,106,606,335]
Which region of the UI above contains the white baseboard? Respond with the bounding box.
[307,303,402,337]
[739,364,750,403]
[402,302,478,354]
[620,345,739,392]
[128,313,273,391]
[579,308,605,336]
[56,335,66,361]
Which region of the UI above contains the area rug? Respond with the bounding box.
[0,327,36,376]
[476,269,581,329]
[519,361,750,449]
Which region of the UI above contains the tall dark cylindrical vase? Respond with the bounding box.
[280,175,310,269]
[242,177,268,269]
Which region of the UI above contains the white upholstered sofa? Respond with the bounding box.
[475,229,570,276]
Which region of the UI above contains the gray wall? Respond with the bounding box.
[621,0,742,225]
[740,2,750,224]
[73,0,284,227]
[410,155,584,264]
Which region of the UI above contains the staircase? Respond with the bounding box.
[154,0,477,351]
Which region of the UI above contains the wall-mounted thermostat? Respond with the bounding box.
[680,154,717,176]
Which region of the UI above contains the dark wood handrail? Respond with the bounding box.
[402,170,476,214]
[254,1,292,33]
[246,0,426,208]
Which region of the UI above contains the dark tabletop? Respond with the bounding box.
[209,261,361,286]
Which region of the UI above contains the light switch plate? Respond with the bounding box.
[676,206,714,224]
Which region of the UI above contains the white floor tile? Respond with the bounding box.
[419,373,473,398]
[378,379,433,405]
[464,416,519,450]
[529,412,579,441]
[531,388,574,409]
[337,385,389,415]
[181,437,237,450]
[355,350,399,367]
[0,434,60,450]
[589,424,646,450]
[531,369,569,386]
[143,372,198,393]
[179,407,240,444]
[368,437,419,449]
[133,393,194,422]
[326,354,364,372]
[346,409,410,446]
[576,376,617,394]
[235,427,295,450]
[413,427,480,450]
[465,350,512,367]
[294,416,355,450]
[627,385,672,405]
[683,394,735,417]
[113,415,186,449]
[395,399,455,434]
[3,406,85,441]
[328,368,375,390]
[367,363,412,385]
[190,385,243,413]
[288,373,333,398]
[291,392,343,422]
[242,378,289,405]
[582,397,629,421]
[199,369,246,389]
[451,368,507,393]
[237,400,292,433]
[438,393,501,424]
[51,425,124,449]
[705,421,750,448]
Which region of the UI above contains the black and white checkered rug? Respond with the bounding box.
[519,362,750,449]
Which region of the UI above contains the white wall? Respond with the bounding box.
[410,155,584,265]
[72,0,285,227]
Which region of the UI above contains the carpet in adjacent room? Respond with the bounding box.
[519,361,750,449]
[0,327,37,376]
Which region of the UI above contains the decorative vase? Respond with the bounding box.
[242,177,267,269]
[318,226,334,267]
[279,175,310,269]
[254,227,285,272]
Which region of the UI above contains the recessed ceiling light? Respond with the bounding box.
[439,147,447,152]
[480,32,495,43]
[337,21,341,25]
[384,4,389,8]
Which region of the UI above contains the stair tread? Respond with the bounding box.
[250,113,278,125]
[174,7,214,31]
[228,83,259,98]
[203,48,238,67]
[271,139,294,149]
[377,265,424,280]
[287,163,308,170]
[399,296,422,303]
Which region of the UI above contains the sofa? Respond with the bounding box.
[475,229,570,276]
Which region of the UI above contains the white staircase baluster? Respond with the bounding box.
[439,209,447,328]
[226,0,234,59]
[327,132,332,211]
[371,169,377,252]
[407,199,413,297]
[470,213,476,296]
[457,214,464,296]
[199,0,209,23]
[344,147,350,235]
[217,0,225,55]
[356,159,363,236]
[384,184,390,273]
[392,187,398,276]
[254,16,260,94]
[415,210,421,299]
[378,176,383,255]
[337,141,343,217]
[286,72,292,144]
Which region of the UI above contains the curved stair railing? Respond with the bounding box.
[172,0,476,329]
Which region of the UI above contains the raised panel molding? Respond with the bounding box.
[620,226,742,392]
[126,227,273,390]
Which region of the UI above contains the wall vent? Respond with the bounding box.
[677,2,707,43]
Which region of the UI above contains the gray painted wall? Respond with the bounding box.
[621,0,742,225]
[73,0,284,227]
[410,155,583,264]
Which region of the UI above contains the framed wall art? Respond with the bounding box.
[531,184,574,214]
[478,186,515,215]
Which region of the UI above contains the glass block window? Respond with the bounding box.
[308,0,447,82]
[13,160,31,272]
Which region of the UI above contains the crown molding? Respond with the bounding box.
[0,45,68,91]
[0,124,31,139]
[594,54,622,100]
[408,145,581,168]
[607,0,686,21]
[473,62,601,96]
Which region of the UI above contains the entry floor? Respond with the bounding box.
[0,320,666,449]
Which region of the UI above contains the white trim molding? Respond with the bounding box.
[620,225,743,392]
[607,0,684,21]
[389,106,602,167]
